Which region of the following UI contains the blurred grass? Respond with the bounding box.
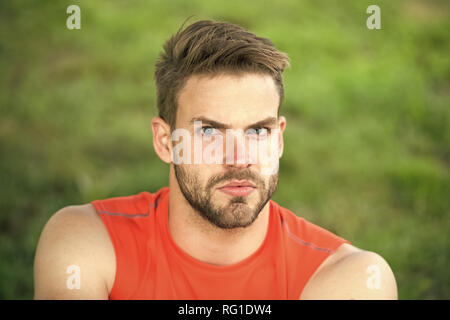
[0,0,449,299]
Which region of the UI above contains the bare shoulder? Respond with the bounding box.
[33,204,115,299]
[300,243,398,300]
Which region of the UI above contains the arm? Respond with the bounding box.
[300,244,398,300]
[33,205,116,299]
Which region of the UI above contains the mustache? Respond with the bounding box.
[206,169,263,190]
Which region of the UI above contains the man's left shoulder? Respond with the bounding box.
[273,202,350,253]
[300,243,398,300]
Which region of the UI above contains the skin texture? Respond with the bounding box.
[155,73,285,266]
[33,204,115,299]
[33,72,397,299]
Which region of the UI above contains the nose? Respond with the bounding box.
[224,130,253,168]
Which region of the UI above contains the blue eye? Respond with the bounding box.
[201,126,219,136]
[247,127,269,137]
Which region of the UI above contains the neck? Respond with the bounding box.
[167,167,271,266]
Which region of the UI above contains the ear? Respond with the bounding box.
[151,117,172,164]
[277,116,286,158]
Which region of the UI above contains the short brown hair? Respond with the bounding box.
[154,20,290,129]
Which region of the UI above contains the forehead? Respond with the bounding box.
[176,72,280,127]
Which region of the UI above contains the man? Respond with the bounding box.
[34,20,397,299]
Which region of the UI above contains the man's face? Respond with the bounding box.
[172,72,285,229]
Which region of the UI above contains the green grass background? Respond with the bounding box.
[0,0,449,299]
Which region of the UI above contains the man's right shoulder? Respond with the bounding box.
[51,203,103,227]
[33,204,116,299]
[44,204,111,248]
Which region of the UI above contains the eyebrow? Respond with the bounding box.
[189,116,278,130]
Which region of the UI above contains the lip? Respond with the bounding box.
[218,180,256,197]
[220,180,256,188]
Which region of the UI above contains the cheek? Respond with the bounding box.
[188,164,218,188]
[255,135,280,175]
[184,164,202,179]
[176,164,201,188]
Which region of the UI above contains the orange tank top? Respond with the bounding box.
[91,187,350,299]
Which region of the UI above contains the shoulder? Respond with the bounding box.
[300,243,398,300]
[274,203,349,253]
[34,204,115,299]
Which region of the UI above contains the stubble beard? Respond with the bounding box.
[174,164,278,229]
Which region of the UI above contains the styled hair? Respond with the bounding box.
[154,19,290,129]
